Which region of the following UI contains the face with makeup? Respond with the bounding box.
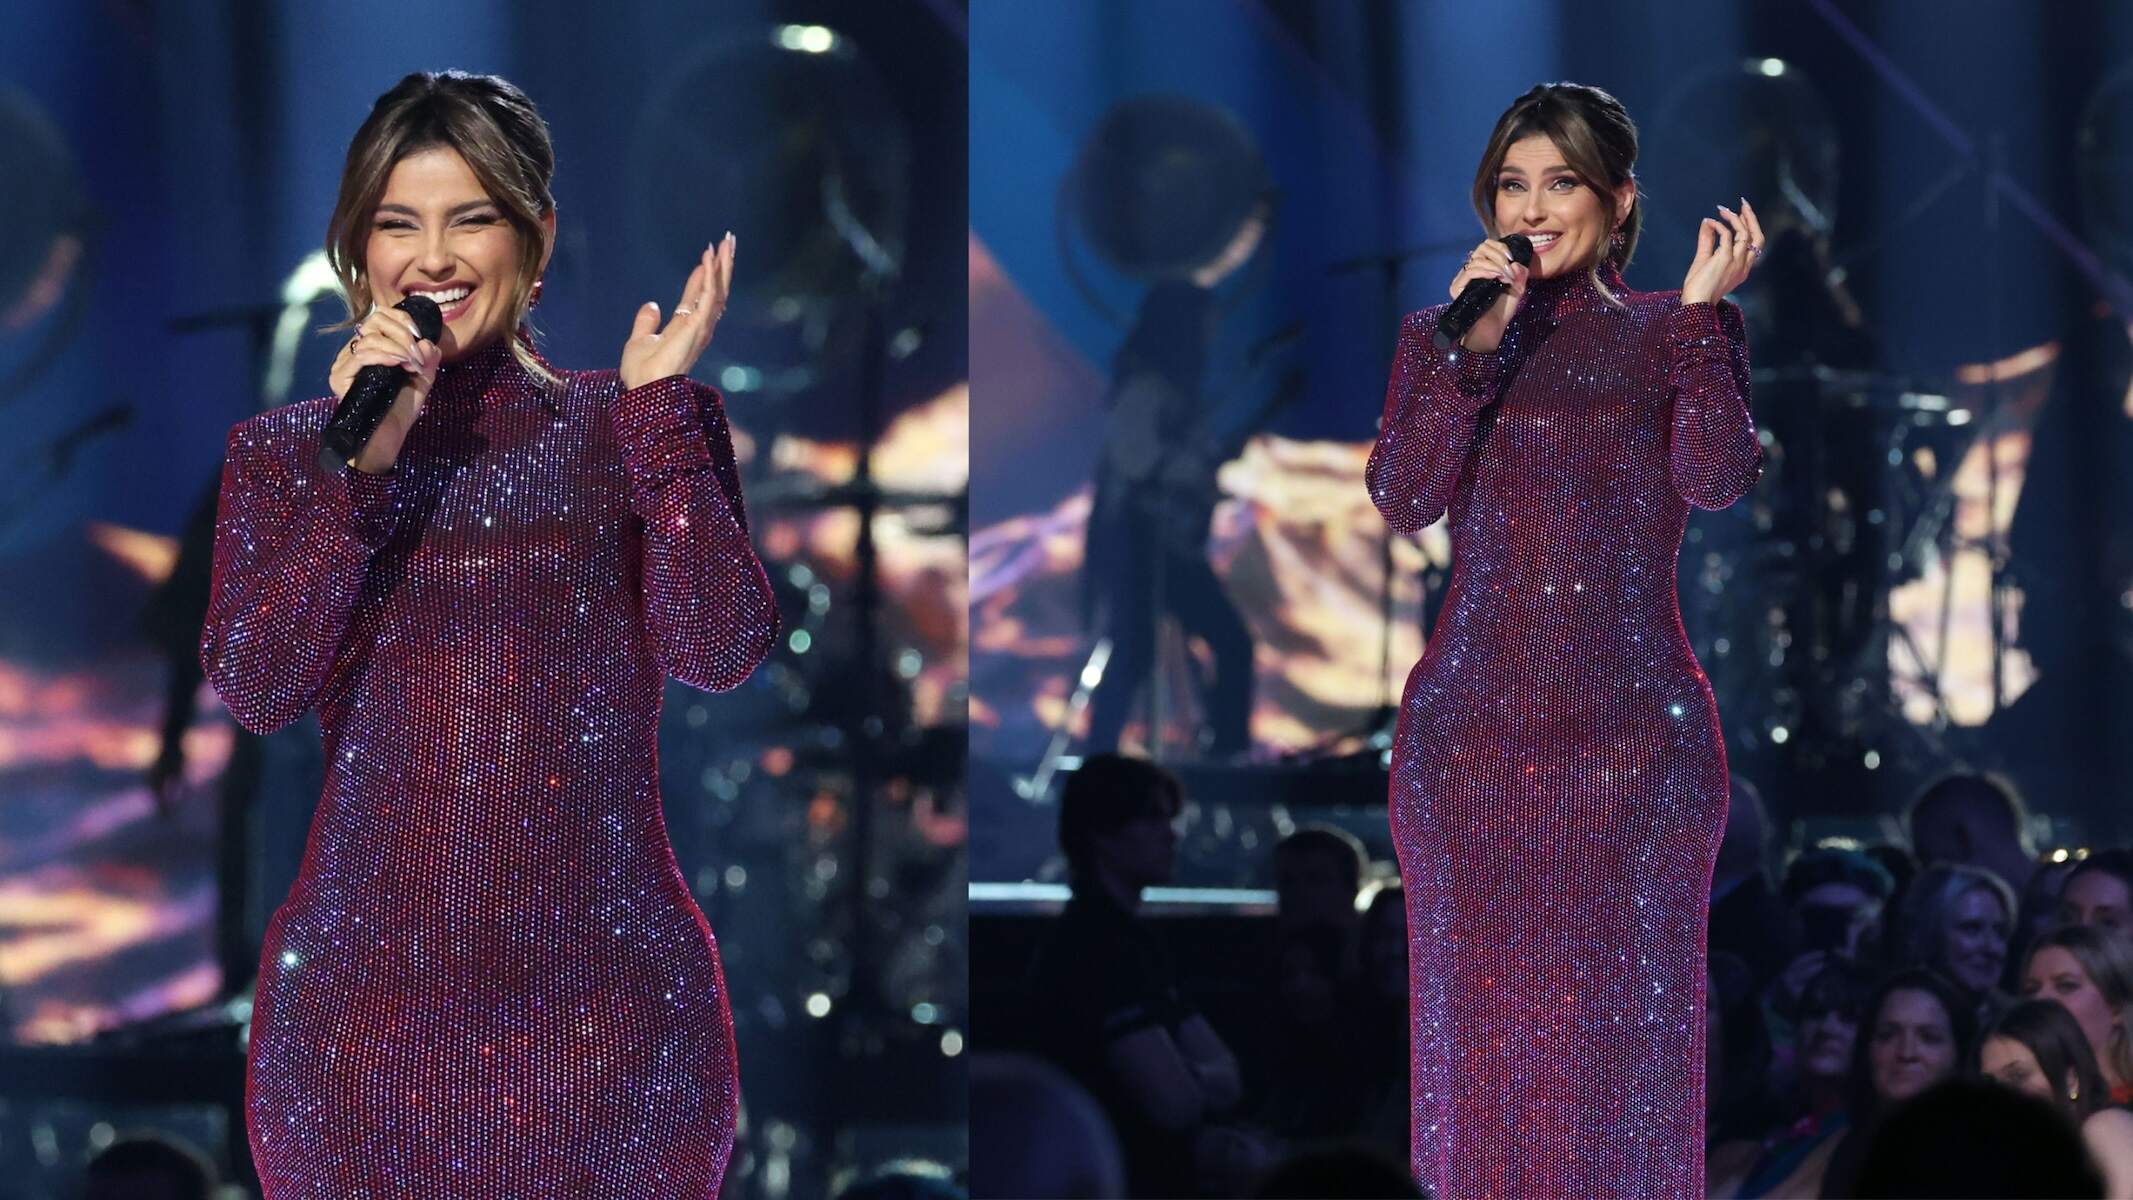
[2024,946,2126,1083]
[364,145,553,361]
[1490,135,1636,279]
[2061,868,2133,933]
[1980,1036,2068,1104]
[1867,987,1959,1104]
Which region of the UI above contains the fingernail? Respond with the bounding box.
[1739,196,1748,209]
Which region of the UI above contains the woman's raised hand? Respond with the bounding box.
[1682,198,1764,307]
[621,233,734,391]
[1447,238,1529,353]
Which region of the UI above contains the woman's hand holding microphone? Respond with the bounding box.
[1447,239,1530,353]
[330,306,442,475]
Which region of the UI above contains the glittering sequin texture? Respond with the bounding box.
[1367,267,1760,1199]
[200,341,777,1197]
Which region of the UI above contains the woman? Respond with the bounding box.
[1980,999,2133,1198]
[1366,82,1763,1195]
[1715,958,1871,1198]
[2062,849,2133,934]
[199,72,776,1195]
[1889,863,2017,1025]
[2023,924,2133,1105]
[1809,969,1973,1198]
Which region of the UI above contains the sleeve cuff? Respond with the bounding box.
[612,375,714,493]
[1445,325,1517,401]
[1666,301,1727,349]
[322,461,403,551]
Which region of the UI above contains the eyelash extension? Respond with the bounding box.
[374,214,500,231]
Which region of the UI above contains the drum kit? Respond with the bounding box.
[1679,353,2002,801]
[1645,56,2072,806]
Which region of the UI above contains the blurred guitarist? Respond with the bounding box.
[1083,204,1291,757]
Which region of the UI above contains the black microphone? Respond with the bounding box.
[1432,234,1535,350]
[318,295,443,472]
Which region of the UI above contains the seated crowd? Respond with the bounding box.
[976,756,2133,1199]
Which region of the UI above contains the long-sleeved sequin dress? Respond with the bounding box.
[200,337,777,1198]
[1367,265,1761,1199]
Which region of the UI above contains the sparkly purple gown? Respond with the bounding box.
[200,339,777,1197]
[1367,266,1761,1198]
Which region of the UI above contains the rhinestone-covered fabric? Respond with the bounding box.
[200,339,777,1197]
[1367,266,1761,1198]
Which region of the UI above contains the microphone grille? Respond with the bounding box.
[1501,234,1535,266]
[396,294,445,342]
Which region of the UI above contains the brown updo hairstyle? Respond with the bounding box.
[324,70,558,385]
[1469,82,1642,309]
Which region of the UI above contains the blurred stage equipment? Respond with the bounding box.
[1640,57,2021,805]
[1057,93,1273,312]
[1045,94,1284,771]
[0,85,88,395]
[629,20,967,1177]
[1641,57,1918,803]
[0,85,107,547]
[630,23,911,402]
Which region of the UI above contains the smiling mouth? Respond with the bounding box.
[402,284,476,323]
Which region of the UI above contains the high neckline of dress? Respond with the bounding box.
[427,330,553,408]
[1518,261,1629,320]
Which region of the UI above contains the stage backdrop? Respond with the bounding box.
[970,0,2133,886]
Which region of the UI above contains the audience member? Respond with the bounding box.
[1272,825,1368,939]
[1794,968,1974,1197]
[1712,775,1793,990]
[1864,843,1919,927]
[1248,1142,1424,1199]
[1904,772,2039,897]
[1888,863,2016,1026]
[1254,924,1368,1141]
[2014,855,2076,987]
[1026,754,1247,1198]
[1707,950,1776,1144]
[1850,1077,2103,1198]
[80,1133,218,1200]
[1348,886,1410,1164]
[1716,959,1871,1199]
[2021,924,2133,1105]
[1980,999,2133,1198]
[969,1052,1126,1200]
[2062,851,2133,934]
[1769,848,1894,1022]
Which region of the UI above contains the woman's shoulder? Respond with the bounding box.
[223,395,336,467]
[2085,1105,2133,1137]
[1401,303,1453,336]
